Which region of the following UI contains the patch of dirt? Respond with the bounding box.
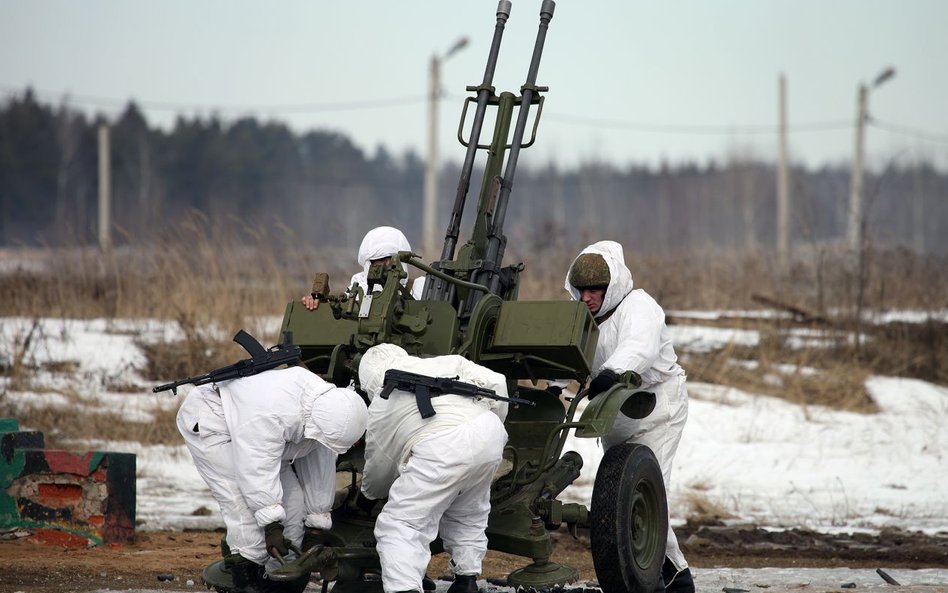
[1,524,945,592]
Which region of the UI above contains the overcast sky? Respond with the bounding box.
[2,0,947,171]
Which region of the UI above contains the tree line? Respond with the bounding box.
[1,89,945,256]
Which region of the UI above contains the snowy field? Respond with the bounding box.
[2,314,947,591]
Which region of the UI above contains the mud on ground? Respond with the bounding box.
[1,522,945,593]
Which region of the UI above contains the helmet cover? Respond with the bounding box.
[569,253,610,289]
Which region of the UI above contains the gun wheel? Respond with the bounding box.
[590,443,668,593]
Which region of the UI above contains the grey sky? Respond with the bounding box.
[2,0,946,171]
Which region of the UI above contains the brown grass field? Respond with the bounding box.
[2,229,945,438]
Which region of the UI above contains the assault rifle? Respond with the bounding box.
[153,329,301,395]
[379,368,534,419]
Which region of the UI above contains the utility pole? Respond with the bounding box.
[423,37,468,261]
[776,74,790,263]
[848,67,895,252]
[98,123,111,252]
[847,83,868,252]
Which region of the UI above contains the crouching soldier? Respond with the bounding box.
[357,343,509,593]
[176,366,367,593]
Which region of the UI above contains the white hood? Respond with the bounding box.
[358,226,412,271]
[358,343,409,401]
[304,386,368,454]
[564,240,634,319]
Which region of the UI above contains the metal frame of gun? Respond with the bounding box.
[152,330,301,394]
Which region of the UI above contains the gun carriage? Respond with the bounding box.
[200,2,668,591]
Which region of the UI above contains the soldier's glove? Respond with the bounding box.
[545,384,563,397]
[264,521,290,558]
[588,369,619,399]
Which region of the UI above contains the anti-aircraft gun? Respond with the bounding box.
[214,2,667,592]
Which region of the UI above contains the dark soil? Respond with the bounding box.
[1,522,945,593]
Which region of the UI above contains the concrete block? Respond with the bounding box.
[1,418,136,546]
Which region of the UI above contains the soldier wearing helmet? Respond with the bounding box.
[565,240,695,593]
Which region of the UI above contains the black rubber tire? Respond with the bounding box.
[590,443,668,593]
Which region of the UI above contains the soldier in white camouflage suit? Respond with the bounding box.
[565,240,695,593]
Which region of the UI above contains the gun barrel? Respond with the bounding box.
[426,1,512,302]
[474,0,556,297]
[152,373,208,394]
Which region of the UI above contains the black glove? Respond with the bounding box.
[545,384,563,397]
[264,521,290,558]
[588,369,619,399]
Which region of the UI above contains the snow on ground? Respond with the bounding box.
[2,315,947,537]
[561,376,948,535]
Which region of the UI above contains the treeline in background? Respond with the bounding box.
[1,88,946,257]
[1,89,945,405]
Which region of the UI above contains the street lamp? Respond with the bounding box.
[424,36,469,260]
[847,66,896,251]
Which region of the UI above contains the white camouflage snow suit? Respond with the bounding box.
[358,343,508,593]
[565,240,691,576]
[176,366,367,565]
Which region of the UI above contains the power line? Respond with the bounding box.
[870,119,948,145]
[542,113,853,135]
[5,83,948,147]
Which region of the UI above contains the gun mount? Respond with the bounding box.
[228,2,668,592]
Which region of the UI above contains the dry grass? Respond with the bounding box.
[1,386,181,449]
[680,491,737,523]
[1,233,945,443]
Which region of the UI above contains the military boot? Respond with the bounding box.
[447,574,479,593]
[229,556,282,593]
[662,557,696,593]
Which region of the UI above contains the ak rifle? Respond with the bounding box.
[380,368,535,419]
[153,330,301,395]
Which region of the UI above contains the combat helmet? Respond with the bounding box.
[569,253,610,289]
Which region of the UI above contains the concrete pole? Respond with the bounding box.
[847,84,868,252]
[423,55,440,262]
[776,74,790,262]
[97,123,111,252]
